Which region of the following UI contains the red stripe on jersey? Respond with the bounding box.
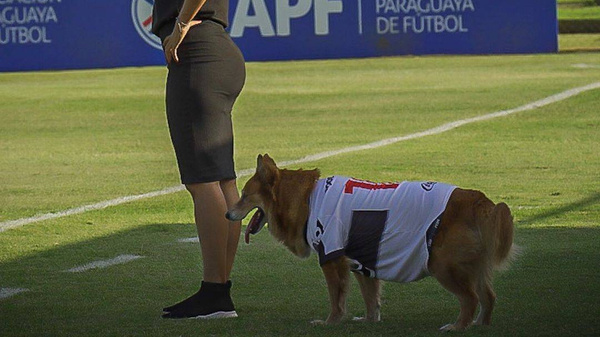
[344,179,399,194]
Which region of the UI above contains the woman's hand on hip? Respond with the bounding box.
[162,24,190,64]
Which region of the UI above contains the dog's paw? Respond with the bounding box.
[472,318,491,326]
[439,323,458,332]
[439,323,455,332]
[310,320,327,326]
[439,323,468,332]
[352,316,381,323]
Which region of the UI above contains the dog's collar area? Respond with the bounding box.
[303,218,309,247]
[303,194,311,248]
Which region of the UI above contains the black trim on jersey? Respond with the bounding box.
[316,243,346,266]
[345,210,388,274]
[426,212,444,253]
[314,220,347,266]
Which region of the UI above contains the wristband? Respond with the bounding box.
[176,16,189,33]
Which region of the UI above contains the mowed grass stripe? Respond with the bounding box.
[1,81,599,233]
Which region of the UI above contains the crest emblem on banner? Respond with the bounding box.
[131,0,162,50]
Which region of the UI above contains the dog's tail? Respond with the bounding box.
[486,202,518,271]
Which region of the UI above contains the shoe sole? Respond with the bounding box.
[190,311,238,319]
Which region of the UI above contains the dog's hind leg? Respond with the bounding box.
[434,267,479,331]
[312,257,350,325]
[352,272,381,322]
[474,275,496,326]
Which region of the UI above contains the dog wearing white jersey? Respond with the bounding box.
[226,154,516,331]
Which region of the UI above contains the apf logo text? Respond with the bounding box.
[230,0,343,38]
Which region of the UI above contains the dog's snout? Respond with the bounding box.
[225,210,243,221]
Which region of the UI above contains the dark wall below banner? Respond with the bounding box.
[0,0,558,72]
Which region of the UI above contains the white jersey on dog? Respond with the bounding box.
[306,176,456,283]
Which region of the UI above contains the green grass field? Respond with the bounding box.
[560,33,600,50]
[558,0,600,20]
[1,53,600,336]
[557,0,600,51]
[559,7,600,20]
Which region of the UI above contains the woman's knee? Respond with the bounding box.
[219,178,237,191]
[185,181,220,200]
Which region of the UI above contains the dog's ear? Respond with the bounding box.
[262,154,277,167]
[257,154,279,186]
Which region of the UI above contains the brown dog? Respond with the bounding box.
[226,154,516,331]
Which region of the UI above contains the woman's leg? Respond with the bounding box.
[219,178,242,280]
[186,181,233,283]
[162,181,239,319]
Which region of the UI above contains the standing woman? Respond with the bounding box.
[152,0,245,319]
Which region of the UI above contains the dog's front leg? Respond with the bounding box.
[311,257,350,325]
[353,272,382,322]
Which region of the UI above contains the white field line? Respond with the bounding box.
[571,63,600,69]
[65,254,144,273]
[1,82,599,233]
[516,206,543,210]
[0,186,184,233]
[178,237,200,243]
[276,82,600,167]
[0,288,29,300]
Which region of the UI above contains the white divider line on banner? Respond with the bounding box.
[357,0,363,35]
[0,288,29,300]
[1,82,599,233]
[65,255,144,273]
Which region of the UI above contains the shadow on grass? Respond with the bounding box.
[517,192,600,226]
[0,222,323,336]
[0,194,599,336]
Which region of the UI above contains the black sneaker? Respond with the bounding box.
[163,280,234,313]
[162,281,237,319]
[162,287,204,313]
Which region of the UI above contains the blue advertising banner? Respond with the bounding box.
[0,0,164,72]
[0,0,558,72]
[231,0,558,60]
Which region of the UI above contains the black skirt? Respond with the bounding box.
[160,20,245,184]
